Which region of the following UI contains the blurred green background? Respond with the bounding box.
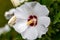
[0,0,60,40]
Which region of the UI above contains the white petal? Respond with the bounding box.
[0,24,11,35]
[11,0,21,7]
[4,12,11,20]
[36,25,48,38]
[34,2,49,17]
[21,27,38,39]
[25,2,37,8]
[4,24,11,32]
[0,28,5,35]
[36,16,50,38]
[38,16,50,27]
[14,3,33,19]
[19,0,25,3]
[25,0,28,1]
[9,8,16,14]
[27,39,35,40]
[4,9,15,20]
[13,18,28,33]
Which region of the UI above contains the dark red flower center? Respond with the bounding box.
[28,15,38,26]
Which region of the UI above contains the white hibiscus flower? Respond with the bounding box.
[5,2,50,40]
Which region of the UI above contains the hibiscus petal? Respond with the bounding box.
[34,2,49,17]
[0,24,10,35]
[38,16,50,27]
[27,39,35,40]
[14,3,33,19]
[4,12,11,20]
[36,16,50,38]
[36,25,48,38]
[4,9,15,20]
[13,18,28,33]
[25,2,37,8]
[8,8,15,14]
[4,24,11,32]
[21,27,38,39]
[11,0,21,7]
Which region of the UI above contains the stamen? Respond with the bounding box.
[27,15,37,26]
[27,19,33,25]
[8,16,16,26]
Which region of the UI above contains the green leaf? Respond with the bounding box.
[39,0,54,6]
[53,12,60,24]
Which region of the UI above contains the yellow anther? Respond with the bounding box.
[27,19,33,25]
[8,15,34,26]
[8,16,16,26]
